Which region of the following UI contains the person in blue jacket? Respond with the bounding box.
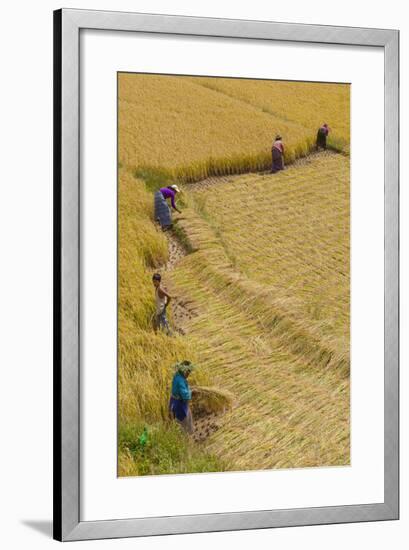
[169,360,195,435]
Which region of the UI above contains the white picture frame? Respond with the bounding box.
[53,8,399,541]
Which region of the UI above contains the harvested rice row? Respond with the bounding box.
[188,152,350,341]
[165,237,349,469]
[158,154,350,469]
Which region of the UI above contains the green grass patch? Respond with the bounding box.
[118,421,226,476]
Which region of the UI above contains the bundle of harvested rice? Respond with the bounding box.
[191,386,234,417]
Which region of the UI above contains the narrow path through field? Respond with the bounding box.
[160,230,228,442]
[158,231,197,335]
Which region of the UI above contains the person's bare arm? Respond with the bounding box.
[159,287,172,306]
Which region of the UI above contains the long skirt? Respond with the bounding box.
[154,191,172,228]
[169,397,194,434]
[271,148,284,173]
[316,130,327,149]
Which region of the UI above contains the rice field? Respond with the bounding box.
[190,151,350,343]
[117,73,350,475]
[118,170,224,475]
[118,74,349,182]
[185,77,350,153]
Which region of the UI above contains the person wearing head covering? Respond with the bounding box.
[316,123,330,150]
[169,360,196,434]
[271,134,285,173]
[152,272,173,335]
[154,184,182,229]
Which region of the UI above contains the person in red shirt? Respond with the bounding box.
[271,134,285,173]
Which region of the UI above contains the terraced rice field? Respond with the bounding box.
[117,73,350,475]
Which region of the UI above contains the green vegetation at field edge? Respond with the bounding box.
[119,422,226,476]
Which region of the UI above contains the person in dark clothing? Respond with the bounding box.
[316,123,330,150]
[271,135,285,173]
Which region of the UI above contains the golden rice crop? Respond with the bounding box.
[118,167,229,475]
[118,75,350,473]
[118,171,167,330]
[119,73,349,183]
[119,74,316,181]
[118,169,210,425]
[186,76,350,152]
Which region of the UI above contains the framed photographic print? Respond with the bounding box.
[54,8,399,541]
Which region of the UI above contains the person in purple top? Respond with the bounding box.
[316,123,330,150]
[154,184,182,229]
[160,185,182,214]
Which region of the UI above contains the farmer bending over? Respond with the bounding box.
[316,123,330,150]
[154,184,182,229]
[271,134,285,173]
[169,360,195,434]
[161,185,182,214]
[152,273,172,335]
